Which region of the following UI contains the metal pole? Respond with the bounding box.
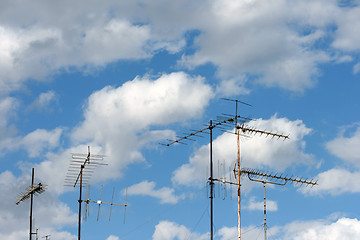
[30,168,34,240]
[237,128,241,240]
[263,183,267,240]
[209,120,214,240]
[78,165,84,240]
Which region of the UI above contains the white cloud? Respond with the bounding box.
[19,128,63,158]
[354,62,360,74]
[28,90,58,112]
[0,170,77,240]
[245,196,278,212]
[0,97,17,137]
[152,221,208,240]
[301,168,360,195]
[0,127,63,158]
[127,181,184,204]
[70,72,213,182]
[0,1,358,96]
[179,0,336,92]
[106,235,120,240]
[172,115,314,186]
[326,124,360,167]
[332,6,360,51]
[278,217,360,240]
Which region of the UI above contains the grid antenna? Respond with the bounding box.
[64,146,107,240]
[16,168,47,240]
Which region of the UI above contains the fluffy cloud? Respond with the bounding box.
[301,168,360,195]
[172,115,314,186]
[1,0,359,95]
[245,196,278,212]
[70,72,213,182]
[326,124,360,167]
[0,128,63,158]
[179,0,337,92]
[127,181,184,204]
[153,221,208,240]
[278,217,360,240]
[0,170,76,240]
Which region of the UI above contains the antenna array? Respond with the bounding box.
[240,168,317,186]
[83,185,128,223]
[64,146,106,240]
[64,146,107,188]
[16,168,46,240]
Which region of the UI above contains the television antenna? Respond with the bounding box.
[64,146,107,240]
[161,99,252,240]
[83,185,128,223]
[16,168,46,240]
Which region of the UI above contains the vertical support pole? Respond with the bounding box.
[30,168,34,240]
[78,165,84,240]
[263,182,267,240]
[237,128,241,240]
[209,120,214,240]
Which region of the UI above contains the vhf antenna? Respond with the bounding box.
[64,146,106,240]
[238,168,317,240]
[162,99,251,240]
[83,185,128,223]
[16,168,47,240]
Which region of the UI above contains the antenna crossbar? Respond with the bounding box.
[164,115,244,146]
[237,125,289,140]
[239,168,317,186]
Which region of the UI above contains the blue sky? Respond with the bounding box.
[1,0,360,239]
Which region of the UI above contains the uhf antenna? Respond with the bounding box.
[239,168,317,240]
[82,185,128,222]
[64,146,106,240]
[162,98,252,240]
[16,168,47,240]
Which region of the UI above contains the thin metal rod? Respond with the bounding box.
[263,183,267,240]
[78,165,83,240]
[210,120,214,240]
[237,128,241,240]
[30,168,34,240]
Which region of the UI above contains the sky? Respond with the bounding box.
[1,0,360,239]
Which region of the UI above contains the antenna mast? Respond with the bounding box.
[64,146,106,240]
[16,168,46,240]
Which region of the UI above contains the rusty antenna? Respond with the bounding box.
[16,168,47,240]
[64,146,107,240]
[162,99,251,240]
[82,185,127,222]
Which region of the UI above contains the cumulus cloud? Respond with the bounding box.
[0,0,359,95]
[179,0,338,92]
[0,128,63,158]
[326,124,360,166]
[245,196,278,212]
[20,72,213,194]
[70,72,213,182]
[301,168,360,195]
[0,170,76,240]
[278,217,360,240]
[172,115,314,186]
[127,181,184,204]
[153,221,208,240]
